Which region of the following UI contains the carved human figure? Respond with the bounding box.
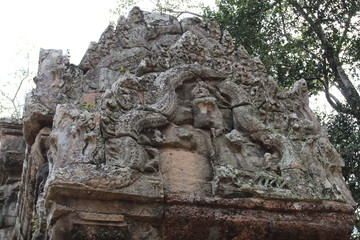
[224,129,268,171]
[192,81,223,129]
[101,76,142,137]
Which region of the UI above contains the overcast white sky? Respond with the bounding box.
[1,0,121,69]
[0,0,214,69]
[0,0,119,116]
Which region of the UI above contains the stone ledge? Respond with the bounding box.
[163,198,354,240]
[164,194,355,214]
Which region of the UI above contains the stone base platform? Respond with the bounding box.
[163,195,354,240]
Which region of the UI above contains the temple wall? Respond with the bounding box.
[0,7,355,240]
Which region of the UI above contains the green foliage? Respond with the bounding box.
[31,215,39,232]
[31,215,47,233]
[204,0,360,119]
[353,209,360,240]
[204,1,316,91]
[81,102,96,111]
[117,66,130,73]
[320,111,360,239]
[206,2,360,237]
[323,112,360,203]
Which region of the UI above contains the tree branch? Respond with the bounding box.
[159,8,203,18]
[278,2,322,63]
[0,89,19,119]
[337,10,356,54]
[0,52,30,119]
[12,53,30,103]
[321,81,344,112]
[289,0,360,121]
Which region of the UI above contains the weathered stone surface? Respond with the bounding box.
[8,6,355,240]
[164,195,354,240]
[160,149,212,195]
[0,120,25,240]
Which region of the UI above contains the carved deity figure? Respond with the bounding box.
[192,81,223,129]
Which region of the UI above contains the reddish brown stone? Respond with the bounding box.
[163,195,354,240]
[81,93,101,107]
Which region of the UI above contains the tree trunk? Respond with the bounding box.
[289,0,360,123]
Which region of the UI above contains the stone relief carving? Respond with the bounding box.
[0,120,25,239]
[41,6,353,203]
[13,6,355,240]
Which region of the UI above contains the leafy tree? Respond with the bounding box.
[327,113,360,204]
[204,1,360,237]
[204,0,360,123]
[321,111,360,239]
